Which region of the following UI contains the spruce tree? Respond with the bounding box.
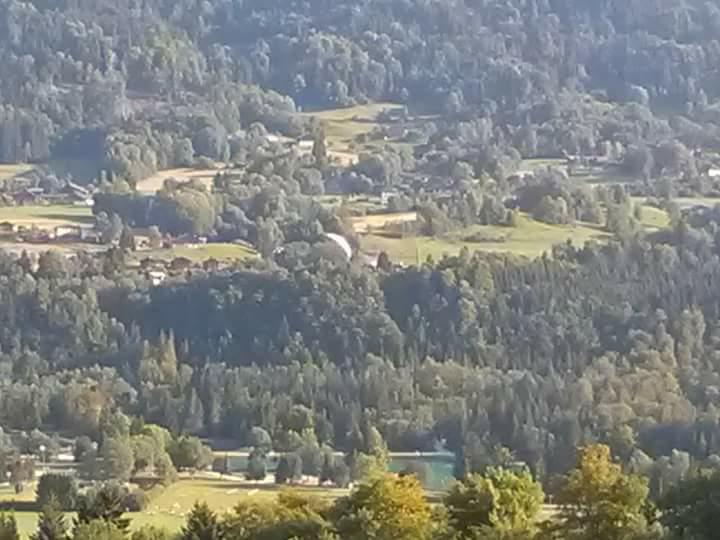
[275,455,291,484]
[75,483,131,532]
[319,452,334,485]
[311,129,328,166]
[179,503,222,540]
[32,498,68,540]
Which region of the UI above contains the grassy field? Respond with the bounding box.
[0,203,257,263]
[141,243,258,262]
[572,170,637,185]
[0,164,34,182]
[638,204,670,229]
[1,478,346,537]
[517,159,637,185]
[518,158,565,173]
[350,211,418,233]
[360,215,610,263]
[672,196,720,209]
[1,477,559,538]
[300,102,399,164]
[359,202,670,263]
[0,204,93,229]
[322,195,387,215]
[135,167,224,195]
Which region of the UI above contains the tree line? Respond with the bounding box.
[6,444,720,540]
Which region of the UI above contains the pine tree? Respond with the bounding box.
[180,388,204,434]
[312,129,328,166]
[275,455,291,484]
[319,452,334,485]
[179,503,222,540]
[75,483,131,532]
[32,498,68,540]
[157,331,178,384]
[118,226,136,252]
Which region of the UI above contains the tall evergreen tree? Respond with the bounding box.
[179,503,222,540]
[75,483,131,533]
[32,498,68,540]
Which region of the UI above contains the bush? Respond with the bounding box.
[74,437,95,463]
[245,449,267,481]
[462,232,507,243]
[73,519,125,540]
[131,526,174,540]
[123,490,149,512]
[532,195,571,225]
[36,473,78,510]
[168,436,213,471]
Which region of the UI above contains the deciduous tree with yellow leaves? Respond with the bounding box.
[333,473,433,540]
[544,444,649,540]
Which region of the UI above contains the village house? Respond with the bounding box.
[147,270,167,286]
[54,225,83,241]
[380,190,399,206]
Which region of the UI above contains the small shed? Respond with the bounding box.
[0,222,15,235]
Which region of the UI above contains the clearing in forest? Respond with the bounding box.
[300,102,400,163]
[359,215,610,264]
[139,242,258,263]
[135,167,226,194]
[350,211,418,233]
[359,204,669,264]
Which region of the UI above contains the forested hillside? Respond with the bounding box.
[3,0,720,510]
[4,0,720,182]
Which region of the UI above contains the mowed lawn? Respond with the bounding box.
[638,204,670,229]
[0,205,93,229]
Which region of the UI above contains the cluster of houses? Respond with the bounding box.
[8,180,94,207]
[137,254,234,286]
[0,221,99,244]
